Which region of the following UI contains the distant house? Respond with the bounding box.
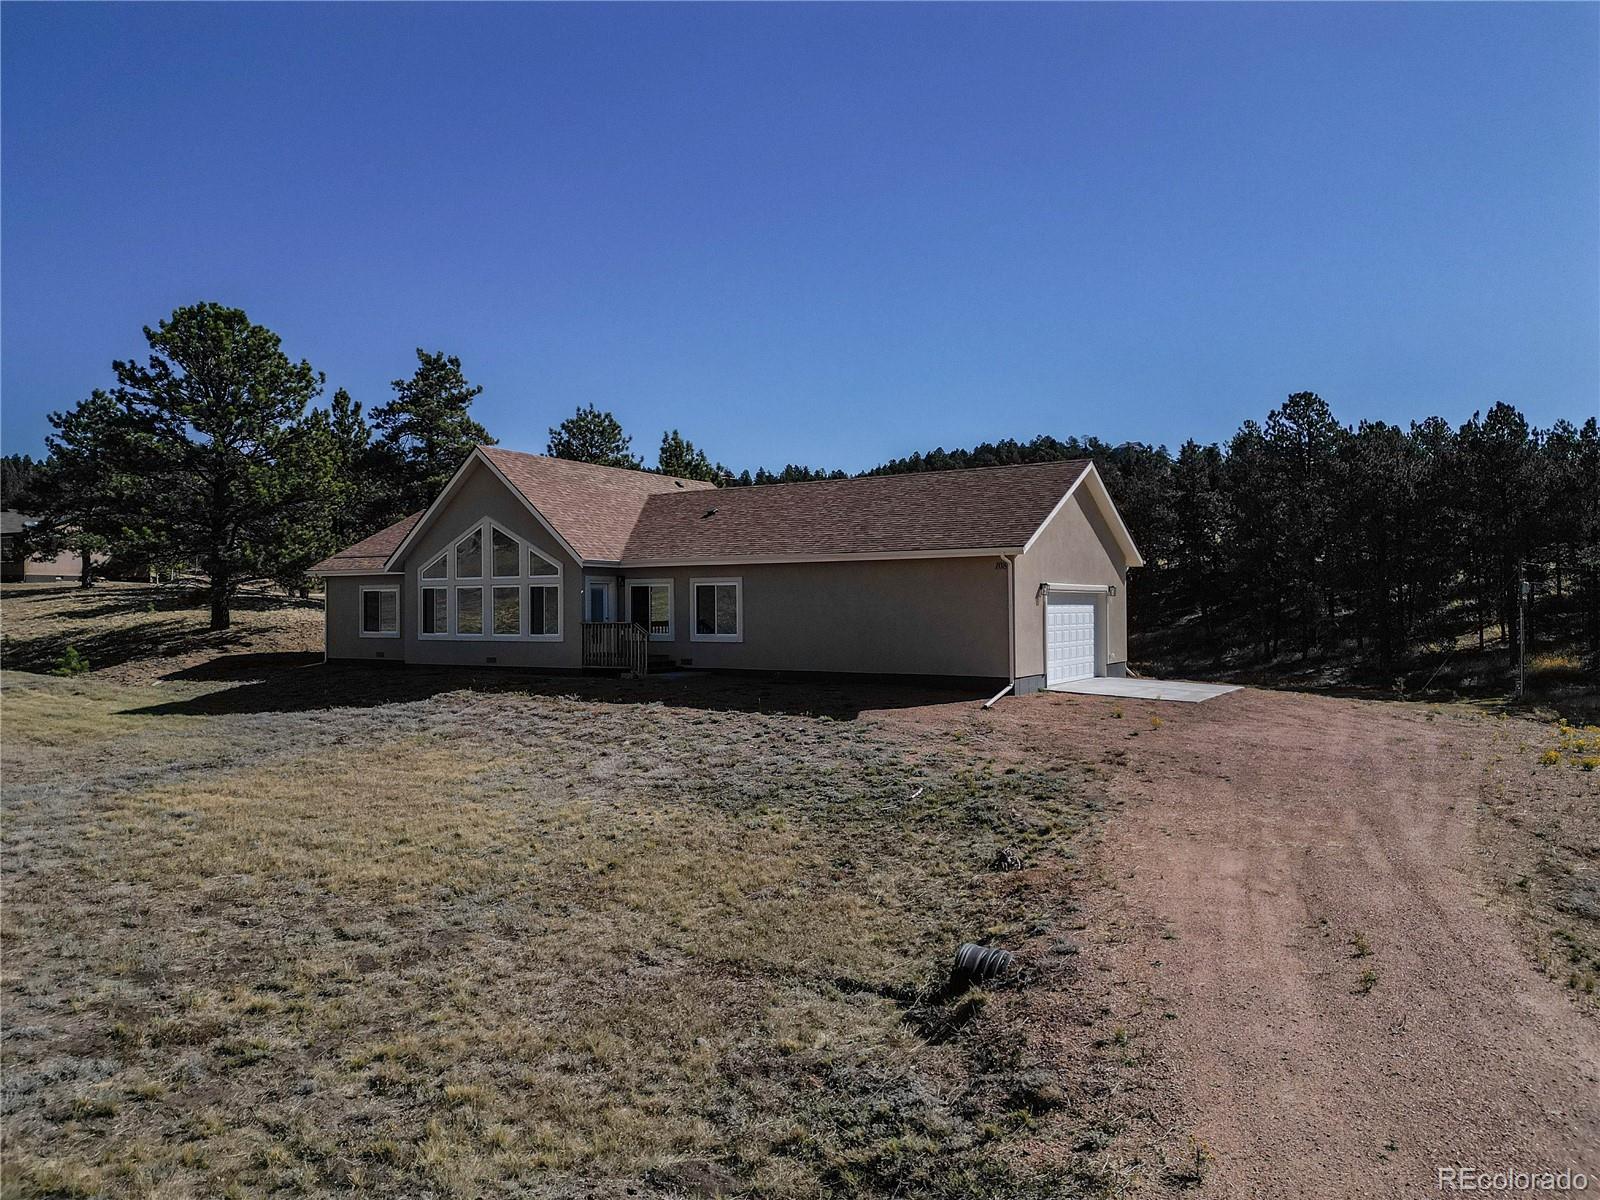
[0,511,94,583]
[309,447,1142,692]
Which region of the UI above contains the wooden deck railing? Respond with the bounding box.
[581,621,649,676]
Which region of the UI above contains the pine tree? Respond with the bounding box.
[25,392,129,588]
[101,302,335,628]
[0,454,42,509]
[547,405,639,469]
[370,350,493,519]
[656,430,725,482]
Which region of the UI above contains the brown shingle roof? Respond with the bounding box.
[621,458,1093,562]
[479,448,715,562]
[309,511,422,574]
[313,452,1098,573]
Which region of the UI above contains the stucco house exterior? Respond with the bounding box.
[1,511,98,583]
[309,447,1143,693]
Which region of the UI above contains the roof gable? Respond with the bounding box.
[1021,461,1144,568]
[479,447,715,562]
[373,447,714,572]
[313,449,1143,574]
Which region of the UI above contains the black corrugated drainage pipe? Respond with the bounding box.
[952,943,1017,987]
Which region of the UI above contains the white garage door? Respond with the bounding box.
[1046,595,1096,685]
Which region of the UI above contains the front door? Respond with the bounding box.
[585,578,615,622]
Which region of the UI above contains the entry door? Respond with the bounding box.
[585,579,615,622]
[1045,595,1097,685]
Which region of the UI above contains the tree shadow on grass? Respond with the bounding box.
[1,616,258,676]
[121,660,983,721]
[1,583,322,676]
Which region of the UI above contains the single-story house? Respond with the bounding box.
[0,511,97,583]
[309,447,1143,693]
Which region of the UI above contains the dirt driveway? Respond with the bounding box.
[898,687,1600,1197]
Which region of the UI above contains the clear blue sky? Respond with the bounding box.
[3,3,1596,472]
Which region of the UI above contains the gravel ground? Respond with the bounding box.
[899,687,1600,1198]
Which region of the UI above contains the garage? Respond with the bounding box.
[1045,593,1097,686]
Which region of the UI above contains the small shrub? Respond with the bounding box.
[1355,969,1379,995]
[49,646,90,676]
[1539,749,1561,766]
[1349,933,1371,959]
[1530,652,1583,679]
[1150,716,1164,731]
[1166,1134,1213,1186]
[70,1094,119,1120]
[1111,707,1123,720]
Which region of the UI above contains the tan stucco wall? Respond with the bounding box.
[0,546,97,581]
[618,556,1010,679]
[324,573,406,662]
[325,458,587,669]
[325,458,1011,680]
[1011,488,1130,679]
[395,459,586,669]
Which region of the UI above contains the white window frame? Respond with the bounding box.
[490,527,522,580]
[419,583,449,638]
[415,518,564,642]
[625,578,674,642]
[454,585,485,636]
[454,526,485,580]
[527,578,563,639]
[490,584,521,637]
[358,586,401,638]
[689,577,743,643]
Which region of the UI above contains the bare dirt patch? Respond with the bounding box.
[1476,715,1600,1005]
[927,687,1600,1197]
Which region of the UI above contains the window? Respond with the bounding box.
[421,586,447,635]
[416,519,562,641]
[360,587,399,637]
[492,586,520,635]
[492,529,519,577]
[690,578,742,642]
[456,587,483,635]
[627,580,673,640]
[530,585,559,635]
[456,529,482,578]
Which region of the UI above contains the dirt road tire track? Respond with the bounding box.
[961,687,1600,1197]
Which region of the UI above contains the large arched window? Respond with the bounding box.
[417,519,563,641]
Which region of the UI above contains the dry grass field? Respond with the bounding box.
[0,582,323,685]
[0,586,1180,1199]
[4,583,1595,1199]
